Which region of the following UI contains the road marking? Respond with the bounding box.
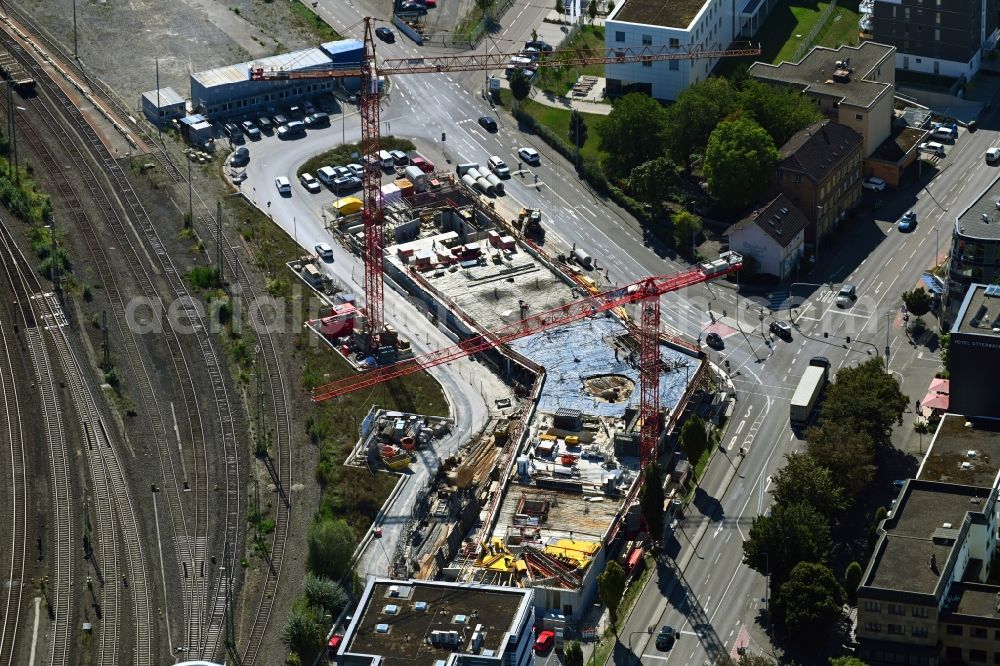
[735,419,746,435]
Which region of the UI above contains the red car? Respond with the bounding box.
[534,630,555,653]
[425,0,437,6]
[411,156,435,173]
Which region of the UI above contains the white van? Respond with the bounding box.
[378,150,394,169]
[316,166,337,186]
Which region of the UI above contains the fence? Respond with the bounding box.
[790,0,839,62]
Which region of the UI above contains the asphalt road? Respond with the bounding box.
[238,1,1000,663]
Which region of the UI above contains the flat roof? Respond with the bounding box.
[610,0,706,29]
[141,87,184,107]
[749,42,894,108]
[950,582,1000,619]
[955,173,1000,241]
[192,47,333,89]
[343,579,532,665]
[867,481,992,595]
[869,126,926,163]
[951,282,1000,337]
[919,414,1000,487]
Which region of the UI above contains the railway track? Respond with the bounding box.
[0,260,28,666]
[0,24,243,661]
[1,275,73,665]
[0,5,292,659]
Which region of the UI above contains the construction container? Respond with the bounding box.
[539,433,557,441]
[456,162,479,176]
[565,435,580,445]
[395,178,415,197]
[554,408,583,431]
[404,165,428,190]
[485,172,504,195]
[536,441,555,457]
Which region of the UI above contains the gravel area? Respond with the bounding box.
[17,0,326,102]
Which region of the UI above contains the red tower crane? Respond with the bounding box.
[250,18,759,350]
[312,252,743,462]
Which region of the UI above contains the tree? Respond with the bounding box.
[565,641,584,666]
[307,518,356,582]
[598,560,627,629]
[830,657,870,666]
[509,69,532,111]
[556,0,563,13]
[283,606,323,655]
[679,414,708,463]
[303,573,349,617]
[663,77,737,168]
[770,452,847,521]
[569,110,588,151]
[742,502,832,591]
[805,420,876,499]
[737,79,822,147]
[902,287,932,316]
[596,93,669,175]
[774,562,845,645]
[640,461,665,542]
[939,332,951,371]
[672,210,702,256]
[588,0,598,21]
[704,116,779,211]
[821,358,909,447]
[843,561,863,603]
[627,156,678,204]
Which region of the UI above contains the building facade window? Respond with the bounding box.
[669,37,680,48]
[911,606,928,618]
[864,600,881,612]
[642,34,652,45]
[971,627,987,639]
[642,60,652,67]
[947,625,963,636]
[946,647,962,660]
[888,604,905,615]
[855,113,863,121]
[969,649,986,663]
[615,31,625,42]
[864,622,882,632]
[888,624,904,635]
[912,626,928,637]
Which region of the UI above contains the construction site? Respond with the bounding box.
[304,172,740,632]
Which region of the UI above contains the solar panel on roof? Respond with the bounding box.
[986,284,1000,297]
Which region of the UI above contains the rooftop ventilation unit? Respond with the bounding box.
[943,522,953,528]
[987,284,1000,297]
[453,614,468,625]
[780,207,789,215]
[415,601,429,612]
[388,585,400,597]
[983,213,992,223]
[962,461,973,469]
[384,604,399,615]
[376,623,390,634]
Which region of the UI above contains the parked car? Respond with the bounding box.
[770,320,793,340]
[316,166,337,186]
[488,155,511,178]
[256,116,273,134]
[347,163,365,177]
[986,147,1000,164]
[274,176,291,195]
[705,332,724,350]
[332,175,362,192]
[931,126,957,141]
[478,116,498,132]
[303,100,317,115]
[229,146,249,167]
[862,176,886,191]
[332,166,353,179]
[271,113,289,127]
[398,2,428,14]
[410,156,434,173]
[375,27,395,42]
[315,242,334,260]
[299,172,322,193]
[304,112,330,127]
[836,282,857,307]
[533,630,555,653]
[524,39,554,52]
[809,356,831,369]
[222,122,245,144]
[240,120,261,140]
[655,626,676,651]
[277,121,306,139]
[389,149,409,165]
[898,210,917,232]
[919,141,946,157]
[518,147,540,165]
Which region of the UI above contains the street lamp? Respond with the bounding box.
[762,551,770,633]
[628,627,654,665]
[885,311,893,372]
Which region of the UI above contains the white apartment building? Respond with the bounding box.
[605,0,774,100]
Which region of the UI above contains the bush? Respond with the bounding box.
[186,265,220,290]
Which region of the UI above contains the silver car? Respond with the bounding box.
[836,283,857,307]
